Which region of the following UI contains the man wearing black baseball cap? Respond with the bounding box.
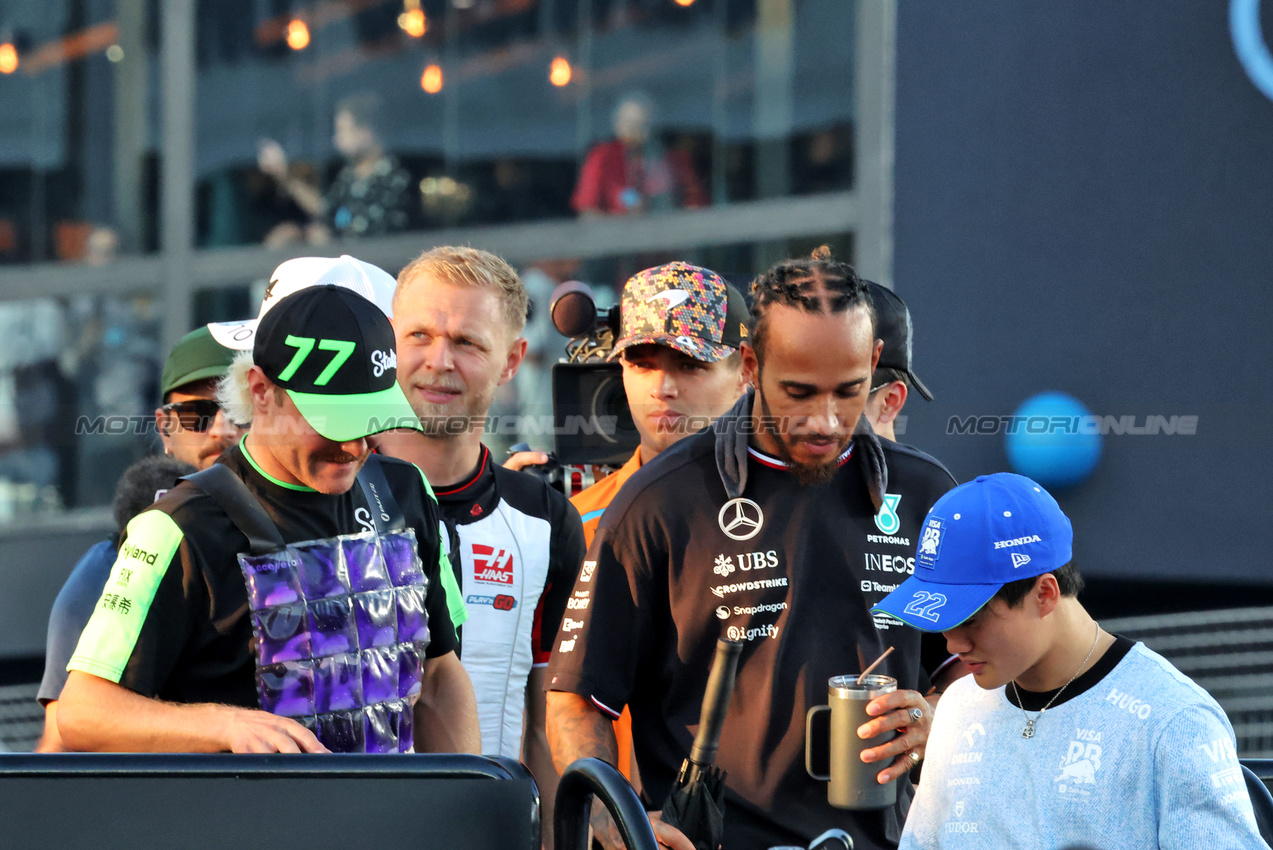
[863,282,932,444]
[58,285,478,755]
[871,474,1265,848]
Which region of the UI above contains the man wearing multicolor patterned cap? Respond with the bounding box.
[547,262,748,807]
[571,262,750,546]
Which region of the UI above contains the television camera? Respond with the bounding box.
[547,281,640,468]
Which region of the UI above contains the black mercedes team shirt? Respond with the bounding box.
[69,443,462,708]
[547,395,956,850]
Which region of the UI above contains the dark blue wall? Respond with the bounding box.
[893,1,1273,585]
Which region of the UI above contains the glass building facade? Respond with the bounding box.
[0,0,895,522]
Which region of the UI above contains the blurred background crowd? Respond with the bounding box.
[0,0,857,518]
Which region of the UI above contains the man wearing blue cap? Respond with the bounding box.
[871,473,1265,848]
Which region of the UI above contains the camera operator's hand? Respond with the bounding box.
[504,450,551,472]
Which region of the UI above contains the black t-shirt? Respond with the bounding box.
[547,432,956,850]
[68,444,459,708]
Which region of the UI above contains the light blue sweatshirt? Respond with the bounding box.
[901,641,1267,849]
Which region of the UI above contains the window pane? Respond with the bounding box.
[192,0,857,245]
[0,1,160,263]
[0,293,161,520]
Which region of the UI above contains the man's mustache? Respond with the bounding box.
[315,450,364,464]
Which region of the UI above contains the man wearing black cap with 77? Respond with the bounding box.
[58,283,478,754]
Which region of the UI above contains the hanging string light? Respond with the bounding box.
[549,55,572,87]
[286,19,311,51]
[399,1,427,38]
[0,42,18,74]
[421,63,443,94]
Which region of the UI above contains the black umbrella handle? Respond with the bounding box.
[689,639,744,766]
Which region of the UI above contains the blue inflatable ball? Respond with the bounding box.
[1004,392,1101,489]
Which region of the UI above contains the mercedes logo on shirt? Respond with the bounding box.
[718,497,764,541]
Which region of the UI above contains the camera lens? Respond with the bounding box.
[590,372,637,445]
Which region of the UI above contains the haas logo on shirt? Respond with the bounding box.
[472,543,515,584]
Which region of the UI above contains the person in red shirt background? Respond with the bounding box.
[572,93,706,216]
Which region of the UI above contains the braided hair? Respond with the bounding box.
[747,246,875,366]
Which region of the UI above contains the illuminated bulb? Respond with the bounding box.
[0,43,18,74]
[674,0,695,6]
[549,56,572,87]
[421,63,443,93]
[399,9,427,37]
[286,19,311,51]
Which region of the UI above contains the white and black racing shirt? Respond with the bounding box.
[436,445,585,758]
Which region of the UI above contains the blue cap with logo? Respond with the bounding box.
[870,473,1073,633]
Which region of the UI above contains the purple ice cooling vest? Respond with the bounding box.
[239,528,430,753]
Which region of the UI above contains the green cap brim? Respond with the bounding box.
[163,363,233,397]
[286,383,422,442]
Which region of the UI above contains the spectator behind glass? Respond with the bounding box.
[34,455,197,752]
[257,92,414,246]
[572,93,705,217]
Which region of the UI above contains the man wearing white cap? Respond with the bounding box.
[871,473,1266,849]
[208,254,398,353]
[58,275,477,754]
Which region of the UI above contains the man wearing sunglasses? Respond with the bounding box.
[154,326,242,469]
[35,327,238,750]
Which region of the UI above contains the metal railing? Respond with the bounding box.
[0,683,42,752]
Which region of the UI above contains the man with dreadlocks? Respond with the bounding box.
[546,249,957,850]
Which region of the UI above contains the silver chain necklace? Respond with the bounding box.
[1010,622,1101,739]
